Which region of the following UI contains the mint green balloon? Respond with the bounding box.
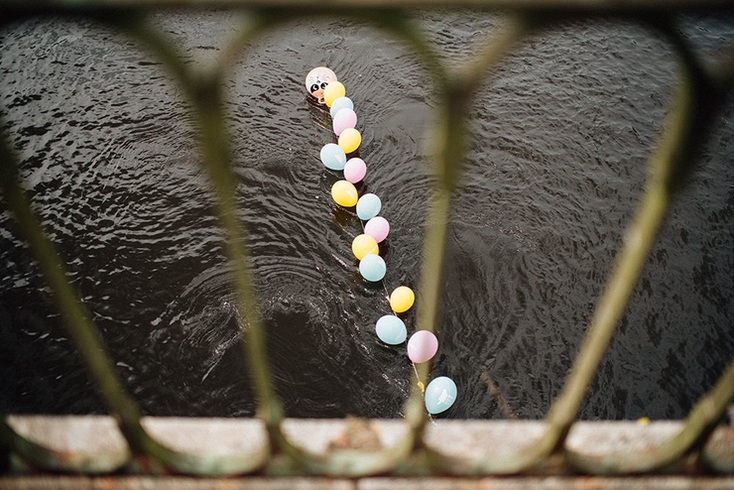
[375,315,407,345]
[359,254,386,282]
[320,143,346,171]
[424,376,457,415]
[356,193,381,221]
[330,96,354,117]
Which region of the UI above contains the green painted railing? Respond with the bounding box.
[1,0,733,477]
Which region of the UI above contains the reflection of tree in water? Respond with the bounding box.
[482,371,518,420]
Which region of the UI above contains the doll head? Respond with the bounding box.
[305,66,337,104]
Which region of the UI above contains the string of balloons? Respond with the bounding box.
[306,67,457,416]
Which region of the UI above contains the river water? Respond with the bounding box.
[0,11,732,420]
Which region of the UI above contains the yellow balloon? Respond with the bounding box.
[352,234,379,260]
[338,128,361,154]
[324,81,346,107]
[331,180,358,207]
[390,286,415,313]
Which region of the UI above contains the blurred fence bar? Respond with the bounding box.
[1,0,733,483]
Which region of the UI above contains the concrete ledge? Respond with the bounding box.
[3,416,734,481]
[2,476,734,489]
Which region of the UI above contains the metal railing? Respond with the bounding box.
[1,0,733,477]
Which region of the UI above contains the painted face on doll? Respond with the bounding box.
[305,67,337,104]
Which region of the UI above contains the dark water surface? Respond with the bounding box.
[1,11,732,420]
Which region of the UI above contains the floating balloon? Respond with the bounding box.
[356,193,381,221]
[364,216,390,243]
[359,254,386,282]
[333,108,357,136]
[424,376,457,415]
[338,128,361,154]
[324,81,346,107]
[407,330,438,364]
[344,158,367,184]
[330,96,354,117]
[375,315,407,345]
[331,180,358,207]
[320,143,347,171]
[352,234,379,260]
[389,286,415,313]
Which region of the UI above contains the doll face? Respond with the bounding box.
[305,67,337,103]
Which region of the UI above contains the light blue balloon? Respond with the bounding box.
[375,315,407,345]
[356,193,382,221]
[424,376,457,415]
[330,96,354,118]
[359,254,386,282]
[320,143,347,171]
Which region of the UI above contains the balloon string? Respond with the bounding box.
[358,219,392,307]
[360,218,422,396]
[357,211,426,402]
[352,128,422,407]
[412,362,434,424]
[412,363,425,393]
[326,91,425,414]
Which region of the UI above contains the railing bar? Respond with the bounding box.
[539,35,695,455]
[560,24,734,474]
[118,13,286,470]
[374,16,532,463]
[121,11,416,476]
[0,16,273,476]
[0,133,154,458]
[0,417,130,473]
[566,359,734,474]
[415,15,734,475]
[0,3,731,479]
[541,15,734,463]
[117,7,286,422]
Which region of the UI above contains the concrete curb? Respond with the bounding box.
[3,416,733,482]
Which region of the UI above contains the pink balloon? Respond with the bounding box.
[344,157,367,183]
[364,216,390,243]
[407,330,438,364]
[333,108,357,136]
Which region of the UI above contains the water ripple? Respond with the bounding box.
[1,13,732,419]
